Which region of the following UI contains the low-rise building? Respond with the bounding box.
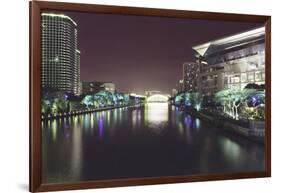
[82,81,116,95]
[102,82,116,93]
[192,26,265,95]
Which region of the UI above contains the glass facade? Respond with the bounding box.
[193,27,265,95]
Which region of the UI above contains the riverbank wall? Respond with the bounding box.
[42,103,143,121]
[183,108,265,143]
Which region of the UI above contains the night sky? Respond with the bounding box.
[59,11,261,94]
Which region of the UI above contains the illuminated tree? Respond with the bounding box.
[184,92,191,106]
[215,88,265,120]
[242,89,265,120]
[229,89,244,119]
[41,99,51,114]
[174,92,185,106]
[116,92,124,105]
[123,94,130,104]
[173,92,202,111]
[94,91,111,107]
[50,98,68,114]
[81,95,94,108]
[189,92,203,111]
[215,88,232,115]
[244,90,265,107]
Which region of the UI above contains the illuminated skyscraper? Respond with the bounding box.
[183,62,199,92]
[41,13,81,95]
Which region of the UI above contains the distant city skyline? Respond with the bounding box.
[53,11,261,94]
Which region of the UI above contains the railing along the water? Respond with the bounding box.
[41,103,144,120]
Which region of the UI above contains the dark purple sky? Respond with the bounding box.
[61,11,261,94]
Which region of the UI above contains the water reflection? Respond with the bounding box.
[145,103,168,134]
[132,108,141,130]
[50,120,57,142]
[98,116,104,139]
[71,118,82,180]
[90,114,94,134]
[220,138,242,165]
[195,118,201,130]
[42,103,264,184]
[83,114,91,133]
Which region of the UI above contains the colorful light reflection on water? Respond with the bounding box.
[42,103,264,184]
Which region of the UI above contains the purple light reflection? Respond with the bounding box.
[99,117,104,139]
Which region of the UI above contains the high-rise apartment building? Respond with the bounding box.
[41,13,81,95]
[183,62,199,92]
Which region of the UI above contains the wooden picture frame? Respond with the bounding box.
[30,1,271,192]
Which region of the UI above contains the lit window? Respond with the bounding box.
[229,75,240,83]
[248,72,254,82]
[241,73,247,82]
[255,71,262,81]
[262,72,265,80]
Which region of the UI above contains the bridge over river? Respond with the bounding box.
[146,94,170,103]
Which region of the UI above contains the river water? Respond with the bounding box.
[42,103,264,184]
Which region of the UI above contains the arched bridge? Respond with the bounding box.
[147,94,169,103]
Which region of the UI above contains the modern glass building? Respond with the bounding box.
[41,13,81,95]
[193,26,265,95]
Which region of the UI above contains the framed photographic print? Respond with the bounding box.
[29,1,271,192]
